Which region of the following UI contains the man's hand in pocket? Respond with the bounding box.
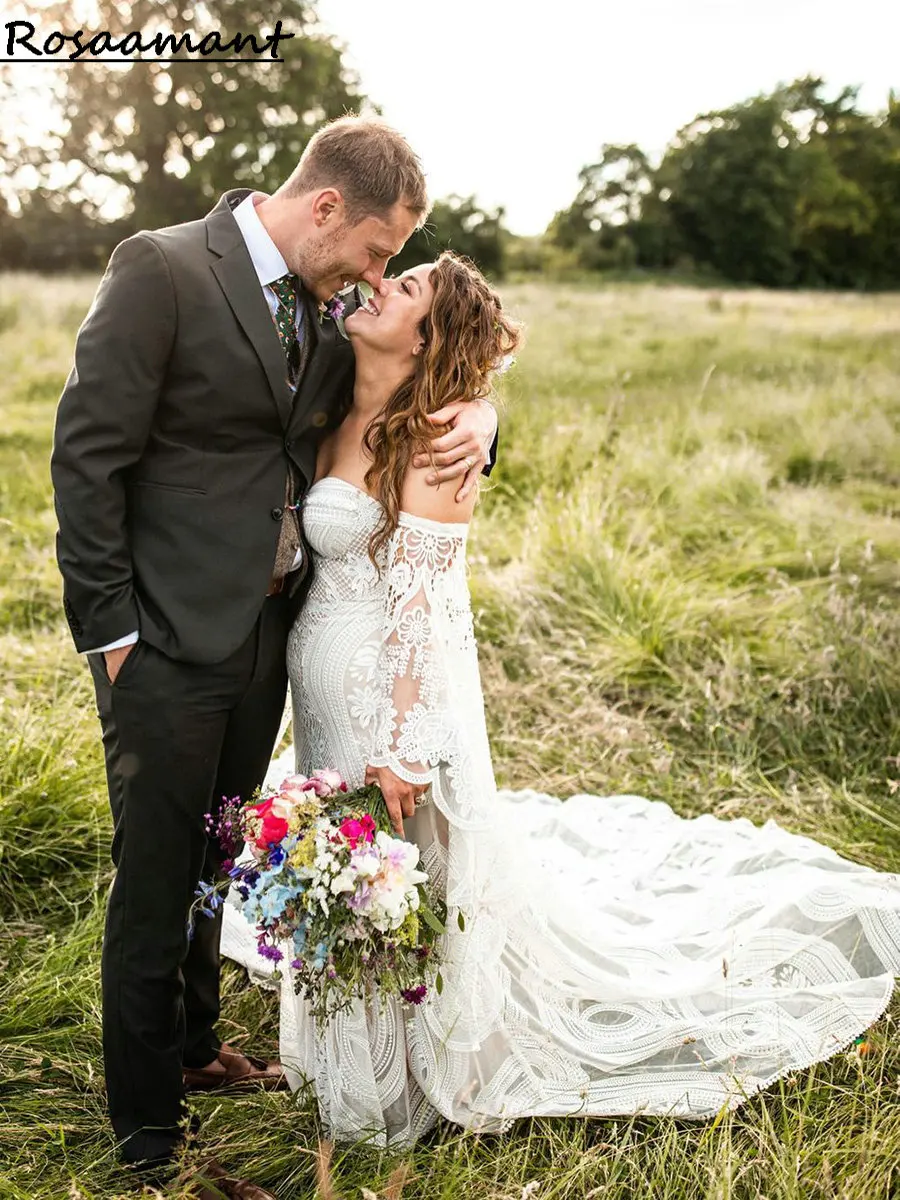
[105,642,136,684]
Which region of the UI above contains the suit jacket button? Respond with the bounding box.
[311,411,327,428]
[271,506,284,521]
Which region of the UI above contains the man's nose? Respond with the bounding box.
[364,263,388,293]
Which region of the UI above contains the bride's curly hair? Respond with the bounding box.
[363,250,522,561]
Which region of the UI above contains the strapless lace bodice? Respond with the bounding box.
[288,478,487,813]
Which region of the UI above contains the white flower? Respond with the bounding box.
[350,845,381,879]
[330,866,357,896]
[348,684,383,729]
[398,606,431,649]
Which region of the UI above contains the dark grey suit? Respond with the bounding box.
[53,189,354,662]
[51,190,354,1169]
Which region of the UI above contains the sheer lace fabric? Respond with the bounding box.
[221,476,900,1146]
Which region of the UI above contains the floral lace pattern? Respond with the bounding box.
[222,477,900,1148]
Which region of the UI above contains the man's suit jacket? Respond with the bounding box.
[51,189,355,665]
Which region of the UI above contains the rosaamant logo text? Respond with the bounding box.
[4,19,293,61]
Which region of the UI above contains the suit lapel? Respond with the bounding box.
[288,296,354,431]
[207,192,294,428]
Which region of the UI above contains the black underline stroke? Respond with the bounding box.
[0,56,284,62]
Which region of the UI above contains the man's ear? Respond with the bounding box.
[311,188,344,227]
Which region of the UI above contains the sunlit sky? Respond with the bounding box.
[315,0,900,234]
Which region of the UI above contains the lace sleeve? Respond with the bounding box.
[368,512,495,832]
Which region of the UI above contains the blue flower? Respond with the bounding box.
[257,883,297,923]
[194,880,224,917]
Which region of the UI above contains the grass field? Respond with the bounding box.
[1,274,899,1199]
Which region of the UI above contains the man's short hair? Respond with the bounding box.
[282,116,429,226]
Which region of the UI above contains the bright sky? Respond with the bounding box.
[314,0,900,235]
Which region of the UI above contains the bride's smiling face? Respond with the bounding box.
[344,263,435,361]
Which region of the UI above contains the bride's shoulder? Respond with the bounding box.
[399,462,477,527]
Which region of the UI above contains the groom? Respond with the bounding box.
[51,116,497,1196]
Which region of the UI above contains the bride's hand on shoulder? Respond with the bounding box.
[365,764,427,837]
[412,398,497,503]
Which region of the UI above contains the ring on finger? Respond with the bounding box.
[464,455,475,470]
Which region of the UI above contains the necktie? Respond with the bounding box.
[270,274,300,377]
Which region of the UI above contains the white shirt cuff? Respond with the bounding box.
[82,631,139,655]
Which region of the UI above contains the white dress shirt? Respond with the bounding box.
[86,193,303,655]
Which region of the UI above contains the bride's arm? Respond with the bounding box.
[399,457,479,525]
[365,462,478,836]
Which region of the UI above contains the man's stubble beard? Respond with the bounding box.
[293,225,349,297]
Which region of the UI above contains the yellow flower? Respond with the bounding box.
[288,836,316,871]
[397,911,419,947]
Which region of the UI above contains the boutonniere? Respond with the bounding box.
[318,295,346,327]
[317,282,374,340]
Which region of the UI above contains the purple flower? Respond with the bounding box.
[400,985,427,1005]
[347,881,372,912]
[325,297,346,321]
[257,942,284,964]
[291,957,304,970]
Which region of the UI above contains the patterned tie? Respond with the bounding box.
[270,274,299,374]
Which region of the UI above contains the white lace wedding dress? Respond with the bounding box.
[222,476,900,1146]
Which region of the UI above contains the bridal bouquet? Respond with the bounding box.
[194,770,448,1026]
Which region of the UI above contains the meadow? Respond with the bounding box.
[1,273,899,1199]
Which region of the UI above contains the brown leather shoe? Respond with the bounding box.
[180,1156,278,1199]
[183,1042,288,1092]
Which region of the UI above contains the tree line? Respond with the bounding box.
[547,78,900,289]
[0,4,896,290]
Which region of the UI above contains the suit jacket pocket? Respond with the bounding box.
[133,479,207,497]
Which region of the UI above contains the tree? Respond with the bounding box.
[656,78,900,287]
[654,85,815,286]
[794,90,900,287]
[392,194,509,277]
[548,144,656,270]
[0,0,363,258]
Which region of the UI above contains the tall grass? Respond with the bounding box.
[1,273,898,1198]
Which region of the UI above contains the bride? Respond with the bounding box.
[222,252,900,1147]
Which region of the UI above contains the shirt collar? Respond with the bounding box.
[232,192,290,287]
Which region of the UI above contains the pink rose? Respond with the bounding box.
[311,769,344,796]
[303,776,333,798]
[278,776,317,806]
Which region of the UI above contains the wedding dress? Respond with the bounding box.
[221,476,900,1146]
